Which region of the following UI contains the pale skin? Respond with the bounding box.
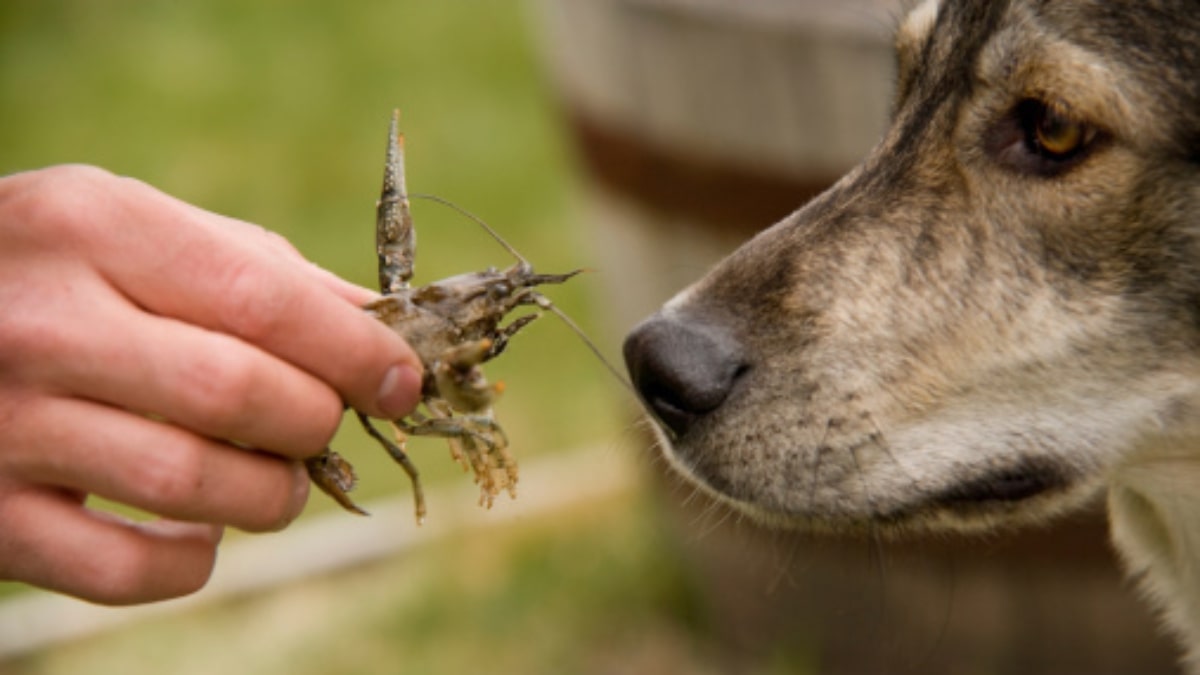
[0,165,425,605]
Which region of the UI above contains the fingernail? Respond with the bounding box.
[377,363,422,418]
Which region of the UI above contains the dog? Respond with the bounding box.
[622,0,1200,668]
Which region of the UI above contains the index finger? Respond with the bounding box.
[59,167,422,419]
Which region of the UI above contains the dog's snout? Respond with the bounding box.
[623,314,747,436]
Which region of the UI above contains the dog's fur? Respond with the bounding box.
[622,0,1200,668]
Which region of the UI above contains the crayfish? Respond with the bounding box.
[304,110,582,523]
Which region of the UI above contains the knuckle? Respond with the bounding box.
[175,347,259,434]
[45,163,119,189]
[0,391,43,470]
[0,490,33,578]
[0,165,120,245]
[130,440,208,513]
[0,309,79,377]
[20,163,116,194]
[261,228,303,259]
[213,257,294,344]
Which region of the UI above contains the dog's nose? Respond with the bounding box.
[623,314,747,437]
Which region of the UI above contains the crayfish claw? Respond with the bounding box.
[377,109,415,294]
[306,450,369,516]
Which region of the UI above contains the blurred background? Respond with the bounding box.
[0,1,1180,673]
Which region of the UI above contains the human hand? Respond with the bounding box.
[0,165,423,604]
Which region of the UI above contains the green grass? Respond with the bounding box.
[2,490,729,675]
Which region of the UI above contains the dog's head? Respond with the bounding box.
[623,0,1200,533]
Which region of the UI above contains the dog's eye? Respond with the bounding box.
[987,98,1102,176]
[1024,99,1093,160]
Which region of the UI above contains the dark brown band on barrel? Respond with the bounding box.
[563,108,836,239]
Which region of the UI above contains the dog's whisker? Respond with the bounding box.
[691,488,727,526]
[848,438,883,521]
[863,410,919,491]
[679,482,706,509]
[692,498,737,541]
[765,531,805,595]
[807,418,834,516]
[862,524,894,644]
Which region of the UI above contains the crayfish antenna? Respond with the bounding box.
[411,192,531,269]
[543,301,637,396]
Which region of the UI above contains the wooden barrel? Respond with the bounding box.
[532,1,1176,671]
[535,0,898,328]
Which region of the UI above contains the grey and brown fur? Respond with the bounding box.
[623,0,1200,668]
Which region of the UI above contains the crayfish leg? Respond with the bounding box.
[488,314,540,359]
[356,411,427,525]
[398,404,516,508]
[444,437,470,472]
